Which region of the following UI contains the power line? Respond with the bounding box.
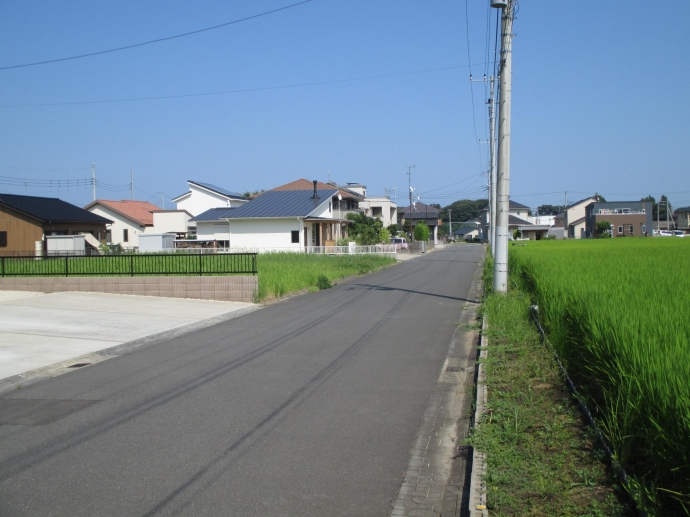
[1,64,487,108]
[0,1,313,71]
[416,173,483,196]
[464,0,483,174]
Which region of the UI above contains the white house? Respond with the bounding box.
[192,185,344,251]
[481,200,533,242]
[172,180,249,217]
[84,199,160,248]
[152,210,194,237]
[358,195,397,227]
[554,196,598,238]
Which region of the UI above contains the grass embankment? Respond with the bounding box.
[510,239,690,515]
[256,253,396,301]
[467,256,630,516]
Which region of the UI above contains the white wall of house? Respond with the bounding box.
[86,205,152,247]
[229,218,304,251]
[564,197,596,238]
[309,198,335,219]
[359,197,397,227]
[174,184,248,217]
[152,210,191,234]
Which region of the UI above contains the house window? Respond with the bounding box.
[618,226,623,234]
[123,229,129,242]
[291,230,299,244]
[0,231,6,247]
[372,207,383,217]
[629,225,634,234]
[642,224,646,234]
[329,202,332,213]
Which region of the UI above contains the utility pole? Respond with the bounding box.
[130,170,134,200]
[488,74,497,256]
[448,208,453,241]
[159,192,165,210]
[493,0,514,293]
[407,166,415,241]
[92,163,96,201]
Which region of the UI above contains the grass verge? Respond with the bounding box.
[256,253,396,301]
[465,256,631,516]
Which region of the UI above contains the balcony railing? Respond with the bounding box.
[593,208,645,215]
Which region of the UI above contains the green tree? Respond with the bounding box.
[441,199,488,224]
[537,204,563,216]
[414,222,430,241]
[595,220,612,238]
[345,212,388,245]
[387,224,399,237]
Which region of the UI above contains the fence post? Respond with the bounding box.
[65,256,69,277]
[130,255,134,277]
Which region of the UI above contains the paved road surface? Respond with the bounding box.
[0,245,484,516]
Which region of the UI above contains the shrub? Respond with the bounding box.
[414,222,430,241]
[316,274,331,290]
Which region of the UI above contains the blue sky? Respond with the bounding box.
[1,0,688,211]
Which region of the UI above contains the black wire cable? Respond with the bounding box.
[0,0,313,71]
[1,64,485,108]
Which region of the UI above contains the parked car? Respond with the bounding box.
[658,230,673,237]
[391,237,408,249]
[673,230,685,237]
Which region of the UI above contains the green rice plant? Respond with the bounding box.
[509,238,690,515]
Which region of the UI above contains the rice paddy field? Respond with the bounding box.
[509,238,690,515]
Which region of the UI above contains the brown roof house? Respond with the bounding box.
[84,199,160,248]
[0,193,111,255]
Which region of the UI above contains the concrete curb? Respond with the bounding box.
[468,315,489,516]
[0,304,261,396]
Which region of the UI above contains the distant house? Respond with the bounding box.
[453,227,479,241]
[0,193,111,255]
[85,200,161,247]
[481,200,532,242]
[192,184,344,251]
[172,180,248,217]
[519,225,551,240]
[675,206,690,231]
[397,203,442,244]
[585,201,653,238]
[553,196,597,239]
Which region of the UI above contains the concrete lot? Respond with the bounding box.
[0,291,254,380]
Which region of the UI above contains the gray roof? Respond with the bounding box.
[453,227,476,236]
[509,200,530,210]
[675,206,690,213]
[189,180,246,200]
[191,207,236,222]
[509,215,532,226]
[193,190,338,220]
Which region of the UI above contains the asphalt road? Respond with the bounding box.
[0,245,484,517]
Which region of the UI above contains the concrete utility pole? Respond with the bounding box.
[92,163,96,201]
[448,208,453,241]
[407,166,415,241]
[130,170,134,200]
[488,74,497,256]
[493,0,514,293]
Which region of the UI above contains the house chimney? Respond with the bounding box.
[312,180,318,199]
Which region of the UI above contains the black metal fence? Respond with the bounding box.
[0,253,257,277]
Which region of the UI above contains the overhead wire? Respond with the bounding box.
[464,0,483,175]
[1,63,488,108]
[0,1,313,71]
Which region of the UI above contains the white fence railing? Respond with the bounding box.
[224,245,398,255]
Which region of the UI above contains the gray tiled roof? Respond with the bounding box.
[193,190,338,220]
[0,193,111,224]
[189,181,246,200]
